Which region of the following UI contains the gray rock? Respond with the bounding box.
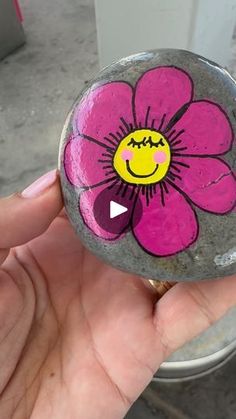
[59,49,236,281]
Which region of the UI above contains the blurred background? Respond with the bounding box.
[1,0,236,417]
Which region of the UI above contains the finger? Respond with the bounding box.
[153,275,236,360]
[0,169,63,251]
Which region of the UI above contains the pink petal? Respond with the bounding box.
[134,66,193,131]
[132,185,198,256]
[64,134,115,187]
[73,82,134,146]
[171,156,236,214]
[79,183,137,240]
[170,101,233,155]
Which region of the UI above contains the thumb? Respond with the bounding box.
[0,169,63,250]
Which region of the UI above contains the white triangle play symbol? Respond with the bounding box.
[110,200,128,219]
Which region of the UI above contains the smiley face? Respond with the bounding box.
[113,129,171,185]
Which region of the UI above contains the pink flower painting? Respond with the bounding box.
[64,66,236,256]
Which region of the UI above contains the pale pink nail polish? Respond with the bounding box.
[21,169,58,198]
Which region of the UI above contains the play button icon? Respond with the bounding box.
[93,184,143,234]
[110,201,128,219]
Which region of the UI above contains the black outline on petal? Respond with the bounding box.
[170,99,234,157]
[164,103,191,134]
[72,78,135,145]
[63,136,81,186]
[81,176,119,191]
[80,133,114,151]
[133,65,194,132]
[130,183,199,257]
[165,156,236,215]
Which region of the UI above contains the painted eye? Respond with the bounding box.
[127,138,142,148]
[146,136,165,148]
[156,138,165,147]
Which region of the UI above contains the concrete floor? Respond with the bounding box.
[0,0,236,418]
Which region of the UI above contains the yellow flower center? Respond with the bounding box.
[113,129,171,185]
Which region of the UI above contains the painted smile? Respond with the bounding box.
[126,160,158,178]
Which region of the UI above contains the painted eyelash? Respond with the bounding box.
[146,136,165,148]
[127,136,165,148]
[128,138,143,148]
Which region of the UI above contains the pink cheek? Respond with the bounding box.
[154,151,167,164]
[121,149,133,161]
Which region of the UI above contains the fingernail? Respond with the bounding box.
[21,169,58,198]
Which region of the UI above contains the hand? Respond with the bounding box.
[0,169,235,419]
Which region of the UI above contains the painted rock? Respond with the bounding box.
[59,49,236,281]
